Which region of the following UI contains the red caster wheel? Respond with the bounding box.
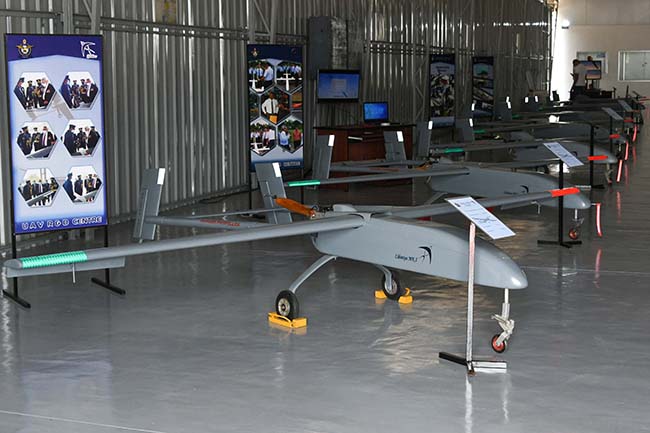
[491,334,508,353]
[568,228,580,240]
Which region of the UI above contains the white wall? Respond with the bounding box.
[552,0,650,99]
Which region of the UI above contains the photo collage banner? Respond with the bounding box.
[472,56,495,117]
[247,44,304,171]
[5,34,107,234]
[429,53,456,128]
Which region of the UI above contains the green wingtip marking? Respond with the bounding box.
[444,147,465,154]
[512,114,522,119]
[287,180,321,187]
[473,129,486,134]
[20,251,88,269]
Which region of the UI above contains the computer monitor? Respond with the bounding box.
[363,102,389,123]
[317,70,361,102]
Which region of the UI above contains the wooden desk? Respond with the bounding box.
[314,124,415,189]
[315,124,414,163]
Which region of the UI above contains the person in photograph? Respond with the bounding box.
[264,126,276,148]
[262,92,280,123]
[292,127,302,151]
[35,79,45,108]
[63,173,75,201]
[42,78,55,107]
[14,78,27,108]
[88,79,99,103]
[17,126,31,156]
[25,80,35,109]
[79,78,90,103]
[41,125,56,150]
[279,126,290,152]
[92,174,102,191]
[74,174,84,197]
[20,181,32,201]
[263,63,274,87]
[30,127,42,152]
[71,79,81,108]
[84,174,95,201]
[76,127,88,153]
[64,124,77,155]
[32,180,43,205]
[41,179,51,204]
[61,76,72,107]
[88,126,100,153]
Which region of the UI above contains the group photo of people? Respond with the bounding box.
[248,60,276,93]
[249,120,275,156]
[15,122,57,159]
[13,73,56,111]
[17,168,58,208]
[277,119,303,153]
[60,71,99,109]
[275,61,303,92]
[62,120,101,157]
[62,166,103,203]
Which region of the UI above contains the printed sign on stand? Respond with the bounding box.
[446,197,515,240]
[5,34,107,235]
[543,142,584,168]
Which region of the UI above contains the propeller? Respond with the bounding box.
[274,198,317,218]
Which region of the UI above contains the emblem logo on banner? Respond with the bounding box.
[80,41,98,59]
[16,39,33,58]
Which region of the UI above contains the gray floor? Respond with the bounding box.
[1,131,650,433]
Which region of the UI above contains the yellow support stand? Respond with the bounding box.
[399,288,413,304]
[267,312,307,329]
[374,287,413,304]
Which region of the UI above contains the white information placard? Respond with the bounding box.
[602,107,623,121]
[543,142,584,168]
[446,196,515,240]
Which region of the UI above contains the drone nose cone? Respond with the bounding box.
[564,191,591,210]
[508,268,528,290]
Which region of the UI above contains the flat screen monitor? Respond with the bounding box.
[580,60,602,80]
[363,102,389,123]
[317,70,360,101]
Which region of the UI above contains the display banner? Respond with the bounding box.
[247,44,304,170]
[5,34,107,234]
[429,53,456,127]
[472,56,495,117]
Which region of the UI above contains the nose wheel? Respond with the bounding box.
[491,334,508,353]
[568,227,580,240]
[381,272,406,301]
[490,289,515,353]
[275,290,300,320]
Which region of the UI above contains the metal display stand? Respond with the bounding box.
[537,160,582,248]
[90,225,126,295]
[439,223,507,374]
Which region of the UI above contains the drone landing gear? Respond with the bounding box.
[374,266,413,304]
[268,255,337,329]
[490,289,515,353]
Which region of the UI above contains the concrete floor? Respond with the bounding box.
[1,131,650,433]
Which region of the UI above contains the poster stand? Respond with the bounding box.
[2,34,122,307]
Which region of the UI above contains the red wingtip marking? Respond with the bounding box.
[588,155,608,161]
[550,187,580,197]
[609,134,621,139]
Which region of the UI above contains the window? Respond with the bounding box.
[619,51,650,81]
[577,51,607,74]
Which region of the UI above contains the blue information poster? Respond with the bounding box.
[247,44,303,170]
[5,34,107,235]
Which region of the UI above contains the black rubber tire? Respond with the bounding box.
[491,334,508,353]
[275,290,299,320]
[381,272,406,301]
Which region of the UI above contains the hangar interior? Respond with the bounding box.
[1,1,649,432]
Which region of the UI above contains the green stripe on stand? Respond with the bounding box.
[287,180,322,187]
